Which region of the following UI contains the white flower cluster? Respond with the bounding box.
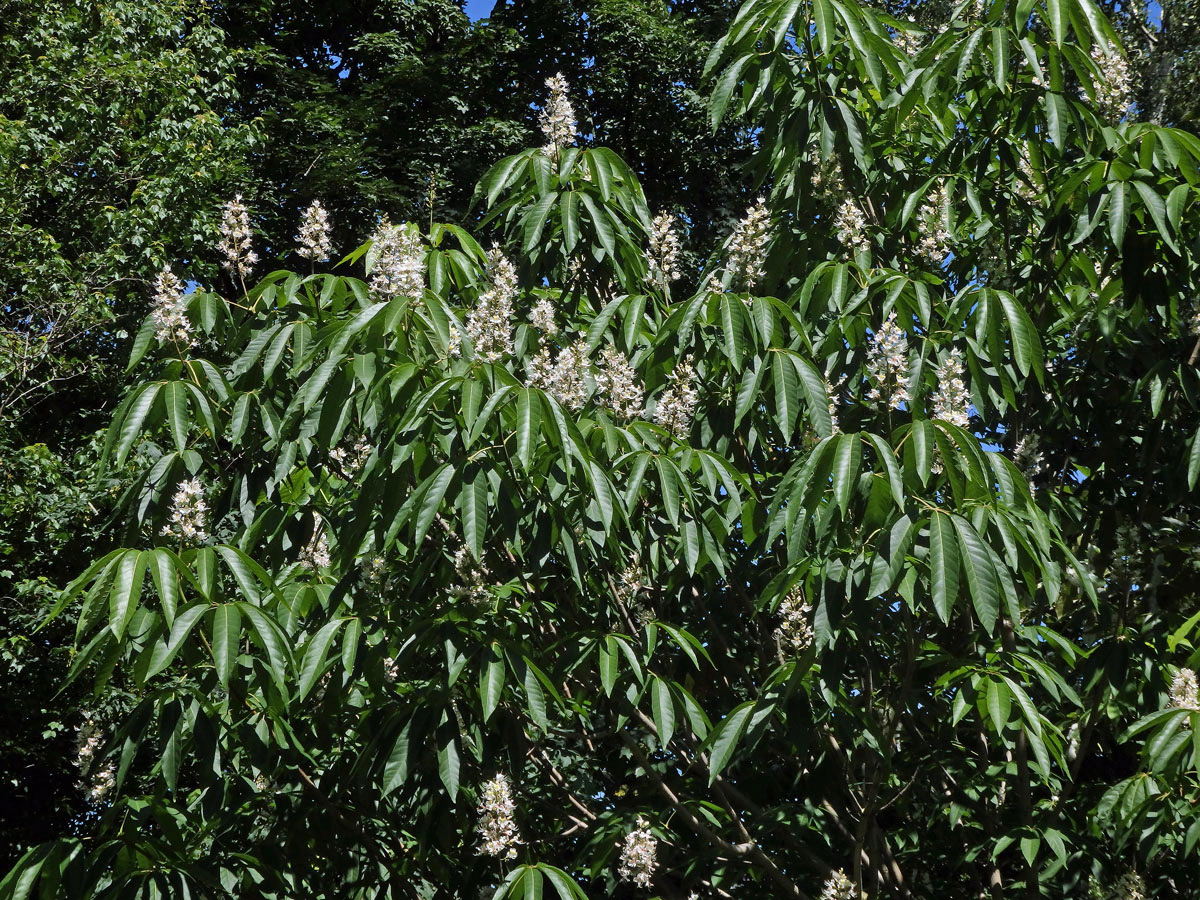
[726,198,770,290]
[151,266,194,347]
[827,379,842,434]
[296,199,333,261]
[704,272,725,295]
[383,655,400,684]
[363,554,387,592]
[219,195,258,278]
[1111,871,1146,900]
[893,23,923,58]
[931,348,971,427]
[811,147,845,204]
[451,546,491,607]
[299,530,331,570]
[654,358,700,438]
[777,587,813,654]
[834,199,871,255]
[75,714,115,805]
[477,773,522,859]
[821,869,858,900]
[618,817,657,888]
[539,73,577,162]
[529,339,590,410]
[331,435,372,476]
[1014,150,1039,203]
[1012,434,1047,483]
[1088,45,1133,124]
[916,183,952,266]
[369,221,425,301]
[648,212,683,285]
[451,247,518,362]
[530,297,557,334]
[595,345,645,421]
[1169,667,1199,711]
[161,477,209,544]
[865,313,911,407]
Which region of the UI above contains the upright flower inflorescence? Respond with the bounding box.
[299,529,331,571]
[865,313,911,408]
[931,348,971,427]
[1088,44,1133,123]
[648,212,683,286]
[594,345,645,421]
[776,586,813,654]
[1112,871,1146,900]
[821,869,858,900]
[161,477,209,545]
[477,773,521,859]
[618,817,657,888]
[75,713,115,805]
[151,266,194,347]
[539,73,577,162]
[1169,668,1199,711]
[369,221,425,301]
[726,198,771,291]
[219,195,258,278]
[529,339,590,410]
[450,546,491,608]
[451,246,518,362]
[654,358,700,438]
[530,297,557,334]
[296,199,333,261]
[834,199,871,255]
[916,182,951,266]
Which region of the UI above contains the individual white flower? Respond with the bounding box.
[528,339,589,410]
[594,345,644,421]
[777,587,813,654]
[648,212,683,285]
[726,198,771,290]
[450,246,518,362]
[530,297,557,334]
[477,773,522,859]
[618,817,657,888]
[1169,668,1199,711]
[150,266,194,347]
[931,348,971,427]
[219,195,258,277]
[1111,871,1146,900]
[916,183,951,266]
[654,357,700,438]
[299,529,331,570]
[161,477,209,544]
[296,199,333,261]
[369,220,425,301]
[834,199,871,255]
[821,869,858,900]
[865,313,911,408]
[1087,44,1133,124]
[539,73,577,162]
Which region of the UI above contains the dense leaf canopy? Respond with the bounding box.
[3,0,1200,898]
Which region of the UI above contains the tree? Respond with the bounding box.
[4,1,1200,899]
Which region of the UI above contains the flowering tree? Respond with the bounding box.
[5,1,1200,898]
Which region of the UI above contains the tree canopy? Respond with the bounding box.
[2,0,1200,898]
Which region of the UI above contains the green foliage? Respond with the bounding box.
[4,0,1200,898]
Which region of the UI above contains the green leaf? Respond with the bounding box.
[108,550,147,639]
[298,618,348,700]
[438,735,461,799]
[516,388,542,470]
[651,677,676,747]
[985,677,1011,733]
[481,645,505,722]
[950,514,1000,634]
[929,513,959,623]
[707,702,754,784]
[211,603,242,689]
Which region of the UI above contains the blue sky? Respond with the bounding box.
[464,0,493,19]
